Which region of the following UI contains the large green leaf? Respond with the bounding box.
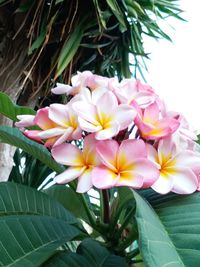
[0,126,64,173]
[42,251,92,267]
[0,92,35,121]
[77,238,128,267]
[141,190,200,267]
[133,189,200,267]
[0,182,83,266]
[44,185,90,223]
[0,215,80,266]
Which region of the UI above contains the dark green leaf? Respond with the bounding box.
[0,126,64,173]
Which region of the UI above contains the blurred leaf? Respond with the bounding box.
[106,0,127,32]
[0,92,35,121]
[56,19,87,78]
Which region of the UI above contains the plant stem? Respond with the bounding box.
[101,189,110,224]
[80,193,97,228]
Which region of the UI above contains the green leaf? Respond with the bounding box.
[0,92,36,121]
[106,0,127,32]
[56,19,86,78]
[44,185,90,223]
[77,238,128,267]
[0,182,78,224]
[0,215,80,266]
[134,189,196,267]
[0,182,82,266]
[0,126,64,173]
[141,190,200,266]
[42,251,92,267]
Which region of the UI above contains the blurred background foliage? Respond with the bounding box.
[0,0,183,106]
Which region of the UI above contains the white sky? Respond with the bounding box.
[143,0,200,131]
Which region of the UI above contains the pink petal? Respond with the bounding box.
[49,104,69,127]
[96,91,118,115]
[83,134,100,166]
[24,130,42,142]
[172,167,198,194]
[53,128,74,147]
[143,102,159,123]
[54,167,85,184]
[146,143,158,164]
[92,166,118,189]
[76,168,93,193]
[78,117,102,133]
[117,171,144,188]
[38,128,66,139]
[34,107,55,130]
[115,105,136,130]
[118,139,147,169]
[73,101,98,124]
[95,122,120,140]
[158,138,176,163]
[132,159,160,187]
[96,140,119,171]
[175,151,200,173]
[51,83,72,95]
[15,115,35,128]
[151,173,174,194]
[51,143,83,166]
[71,127,82,140]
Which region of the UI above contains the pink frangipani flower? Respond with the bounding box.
[147,138,200,194]
[135,102,180,140]
[52,134,100,193]
[92,139,159,189]
[24,103,82,148]
[73,91,136,140]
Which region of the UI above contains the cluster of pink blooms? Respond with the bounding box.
[16,71,200,194]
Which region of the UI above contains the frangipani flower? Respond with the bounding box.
[135,102,180,140]
[113,78,156,108]
[24,102,82,148]
[52,134,100,193]
[73,91,136,140]
[147,138,200,194]
[92,139,159,189]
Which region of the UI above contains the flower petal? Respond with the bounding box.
[115,104,136,130]
[15,115,35,128]
[95,122,120,140]
[117,139,147,169]
[96,91,118,116]
[172,167,198,194]
[34,107,56,130]
[151,173,174,194]
[76,168,93,193]
[38,128,66,139]
[143,102,159,123]
[175,151,200,173]
[52,143,83,166]
[54,167,85,184]
[53,128,74,147]
[117,171,144,188]
[73,101,98,124]
[51,83,72,95]
[49,104,69,127]
[78,117,102,133]
[92,166,118,189]
[96,140,119,171]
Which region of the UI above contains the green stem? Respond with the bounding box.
[117,230,137,251]
[80,193,97,228]
[127,248,140,260]
[115,206,135,240]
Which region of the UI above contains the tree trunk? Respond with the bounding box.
[0,8,29,181]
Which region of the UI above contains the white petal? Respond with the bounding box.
[55,167,85,184]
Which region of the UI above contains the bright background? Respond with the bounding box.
[143,0,200,131]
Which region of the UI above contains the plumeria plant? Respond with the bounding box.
[0,71,200,266]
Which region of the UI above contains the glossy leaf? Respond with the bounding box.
[0,126,64,173]
[0,182,83,266]
[44,185,90,223]
[0,92,36,121]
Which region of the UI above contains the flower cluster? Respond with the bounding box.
[16,71,200,194]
